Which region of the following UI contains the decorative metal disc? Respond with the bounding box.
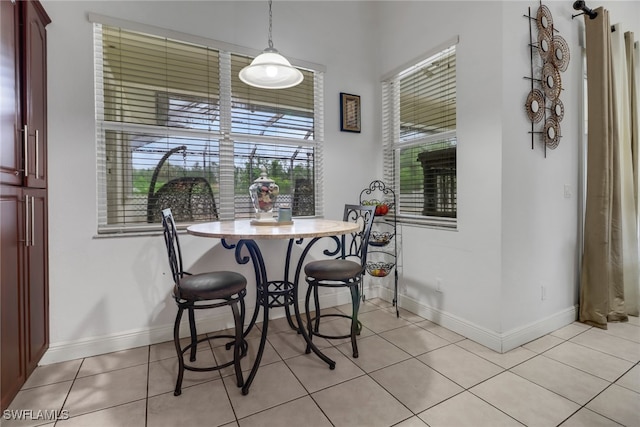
[550,98,564,122]
[543,117,561,149]
[537,30,554,63]
[552,35,570,72]
[542,62,561,100]
[525,89,545,123]
[536,5,554,36]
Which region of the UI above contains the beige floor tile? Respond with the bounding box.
[62,365,147,417]
[256,315,301,336]
[456,340,536,369]
[149,335,211,363]
[551,322,591,340]
[312,375,413,427]
[560,408,625,427]
[56,400,146,427]
[415,320,466,343]
[393,416,429,427]
[335,334,411,372]
[147,379,236,427]
[214,335,282,379]
[382,306,426,323]
[522,334,565,354]
[285,347,364,393]
[268,329,332,360]
[4,382,72,427]
[543,341,634,382]
[366,297,395,309]
[417,344,503,388]
[147,350,221,397]
[419,391,522,427]
[511,355,610,405]
[76,346,149,378]
[313,316,376,344]
[237,396,332,427]
[332,303,362,315]
[616,364,640,393]
[604,321,640,343]
[380,324,450,356]
[628,315,640,326]
[358,309,413,334]
[586,384,640,427]
[22,360,82,389]
[570,328,640,363]
[470,371,580,427]
[370,358,463,413]
[223,360,307,419]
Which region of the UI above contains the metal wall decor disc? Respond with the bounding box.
[537,30,554,63]
[525,89,545,123]
[544,117,561,149]
[552,35,570,72]
[536,5,554,35]
[542,63,561,100]
[551,98,564,122]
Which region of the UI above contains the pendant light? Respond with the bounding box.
[239,0,303,89]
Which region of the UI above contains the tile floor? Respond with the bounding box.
[5,298,640,427]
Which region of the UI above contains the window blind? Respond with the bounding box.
[94,23,323,233]
[382,42,457,227]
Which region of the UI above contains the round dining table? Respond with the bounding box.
[187,218,360,395]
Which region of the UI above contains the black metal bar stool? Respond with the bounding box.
[303,204,375,357]
[161,208,247,396]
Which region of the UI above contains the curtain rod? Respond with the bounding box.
[572,0,598,19]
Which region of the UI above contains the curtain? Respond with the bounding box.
[580,8,640,329]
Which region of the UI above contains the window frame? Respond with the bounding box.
[90,14,326,234]
[381,36,459,230]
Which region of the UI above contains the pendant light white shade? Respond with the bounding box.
[239,0,303,89]
[239,48,303,89]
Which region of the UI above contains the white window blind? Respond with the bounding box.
[94,22,323,233]
[382,41,457,228]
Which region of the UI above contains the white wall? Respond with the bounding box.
[41,0,640,363]
[42,1,380,362]
[375,1,506,342]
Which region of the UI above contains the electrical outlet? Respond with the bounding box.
[436,278,443,293]
[541,285,547,301]
[564,184,572,199]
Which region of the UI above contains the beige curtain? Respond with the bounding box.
[580,8,640,328]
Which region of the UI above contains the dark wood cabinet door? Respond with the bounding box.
[22,0,49,189]
[23,188,48,374]
[0,186,26,411]
[0,0,22,186]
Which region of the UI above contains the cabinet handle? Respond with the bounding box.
[30,196,35,247]
[35,129,39,180]
[23,196,30,247]
[23,125,28,177]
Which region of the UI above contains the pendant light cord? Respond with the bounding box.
[268,0,274,49]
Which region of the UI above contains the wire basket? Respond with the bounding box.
[366,262,395,277]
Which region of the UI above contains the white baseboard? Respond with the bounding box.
[378,286,577,353]
[41,286,577,364]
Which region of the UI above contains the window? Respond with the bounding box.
[93,20,324,233]
[382,39,457,228]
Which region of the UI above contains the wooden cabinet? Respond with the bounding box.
[0,0,50,411]
[0,186,26,409]
[22,0,48,189]
[0,0,21,186]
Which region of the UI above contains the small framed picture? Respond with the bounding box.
[340,92,361,133]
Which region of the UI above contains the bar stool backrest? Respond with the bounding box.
[161,208,185,284]
[340,204,376,268]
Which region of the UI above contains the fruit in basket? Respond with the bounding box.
[375,204,389,216]
[362,199,390,216]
